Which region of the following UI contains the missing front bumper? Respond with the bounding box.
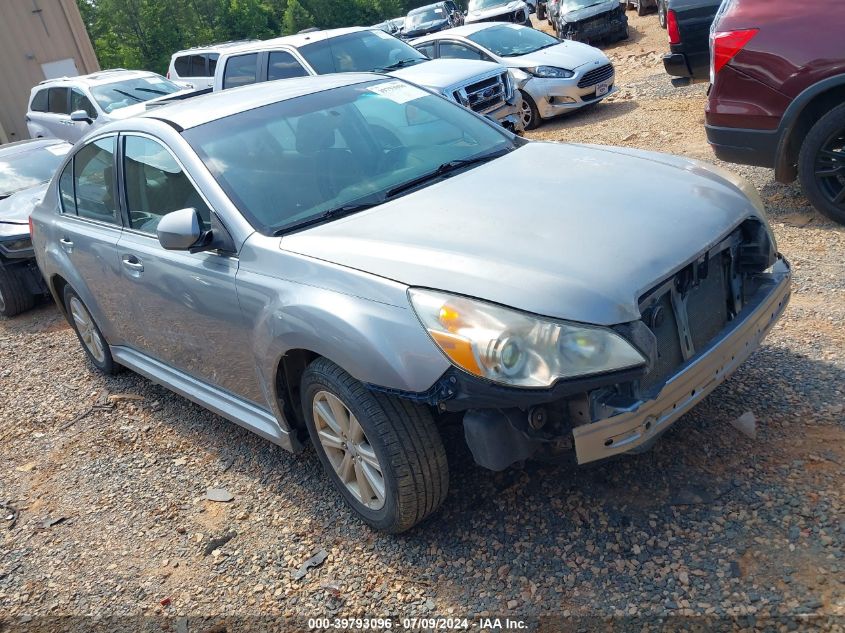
[572,258,791,464]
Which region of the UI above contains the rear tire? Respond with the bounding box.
[301,357,449,533]
[636,0,648,16]
[797,102,845,225]
[63,285,119,374]
[658,0,667,27]
[0,267,35,318]
[537,2,546,20]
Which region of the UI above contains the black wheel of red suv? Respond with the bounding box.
[798,103,845,225]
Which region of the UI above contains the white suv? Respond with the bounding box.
[26,70,186,143]
[211,28,524,133]
[167,41,257,89]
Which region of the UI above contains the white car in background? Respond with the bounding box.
[211,28,524,133]
[412,23,616,129]
[167,41,257,89]
[26,70,188,143]
[464,0,534,26]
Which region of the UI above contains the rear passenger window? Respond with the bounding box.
[174,55,191,77]
[267,51,308,81]
[59,161,75,214]
[123,136,211,234]
[48,87,69,115]
[73,137,119,224]
[223,53,258,89]
[190,54,207,77]
[30,89,49,112]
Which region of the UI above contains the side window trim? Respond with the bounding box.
[63,133,124,228]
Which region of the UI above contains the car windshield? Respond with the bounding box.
[184,79,515,235]
[407,6,446,28]
[90,75,182,113]
[468,25,559,56]
[0,144,69,198]
[299,30,428,74]
[469,0,509,10]
[560,0,605,11]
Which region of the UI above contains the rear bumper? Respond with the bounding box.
[705,123,780,168]
[662,52,691,79]
[573,257,791,464]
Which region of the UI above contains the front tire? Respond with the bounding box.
[301,358,449,533]
[798,102,845,225]
[636,0,648,16]
[63,285,119,374]
[519,91,540,130]
[0,267,36,318]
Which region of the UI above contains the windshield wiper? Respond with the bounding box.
[272,196,387,236]
[112,89,143,103]
[377,58,424,71]
[136,87,169,96]
[386,147,513,198]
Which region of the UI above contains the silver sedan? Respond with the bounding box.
[412,22,616,129]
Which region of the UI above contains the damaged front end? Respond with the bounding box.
[558,3,628,44]
[386,219,790,471]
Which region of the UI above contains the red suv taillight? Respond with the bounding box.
[711,28,758,74]
[667,9,680,45]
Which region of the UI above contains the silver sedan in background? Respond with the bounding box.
[412,23,616,129]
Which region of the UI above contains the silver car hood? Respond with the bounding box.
[503,41,608,71]
[0,183,48,225]
[281,143,761,325]
[390,59,504,91]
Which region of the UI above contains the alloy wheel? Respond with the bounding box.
[520,99,534,129]
[312,390,386,510]
[69,296,106,363]
[814,130,845,210]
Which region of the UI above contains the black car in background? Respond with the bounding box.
[403,1,464,38]
[554,0,629,44]
[662,0,721,85]
[0,139,70,317]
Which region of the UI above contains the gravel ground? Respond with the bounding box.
[1,10,844,633]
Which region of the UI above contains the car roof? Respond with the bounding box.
[0,138,70,160]
[216,27,370,57]
[36,69,163,88]
[413,22,520,40]
[171,40,259,58]
[140,73,385,131]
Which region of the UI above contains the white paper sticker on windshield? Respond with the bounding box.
[506,23,523,29]
[434,7,444,12]
[147,77,164,84]
[370,28,392,39]
[46,144,70,156]
[369,81,428,104]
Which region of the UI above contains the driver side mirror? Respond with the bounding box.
[157,207,206,251]
[70,109,92,124]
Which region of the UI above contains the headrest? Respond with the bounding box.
[295,112,336,154]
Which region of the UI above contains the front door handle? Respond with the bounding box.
[121,254,144,274]
[59,237,74,253]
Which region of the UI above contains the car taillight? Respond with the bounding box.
[667,9,680,45]
[28,216,34,236]
[711,28,758,74]
[166,71,170,79]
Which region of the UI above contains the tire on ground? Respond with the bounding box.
[301,357,449,533]
[63,285,120,374]
[0,267,36,318]
[797,102,845,225]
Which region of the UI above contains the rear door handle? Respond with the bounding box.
[59,237,74,253]
[121,254,144,274]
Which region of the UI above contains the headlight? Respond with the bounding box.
[523,65,574,79]
[409,289,646,387]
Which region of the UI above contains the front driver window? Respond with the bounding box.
[123,135,211,235]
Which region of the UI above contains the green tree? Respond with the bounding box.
[282,0,315,33]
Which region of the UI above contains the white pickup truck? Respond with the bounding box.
[210,27,524,133]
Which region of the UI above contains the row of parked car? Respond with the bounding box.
[0,0,835,534]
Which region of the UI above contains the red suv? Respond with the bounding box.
[705,0,845,224]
